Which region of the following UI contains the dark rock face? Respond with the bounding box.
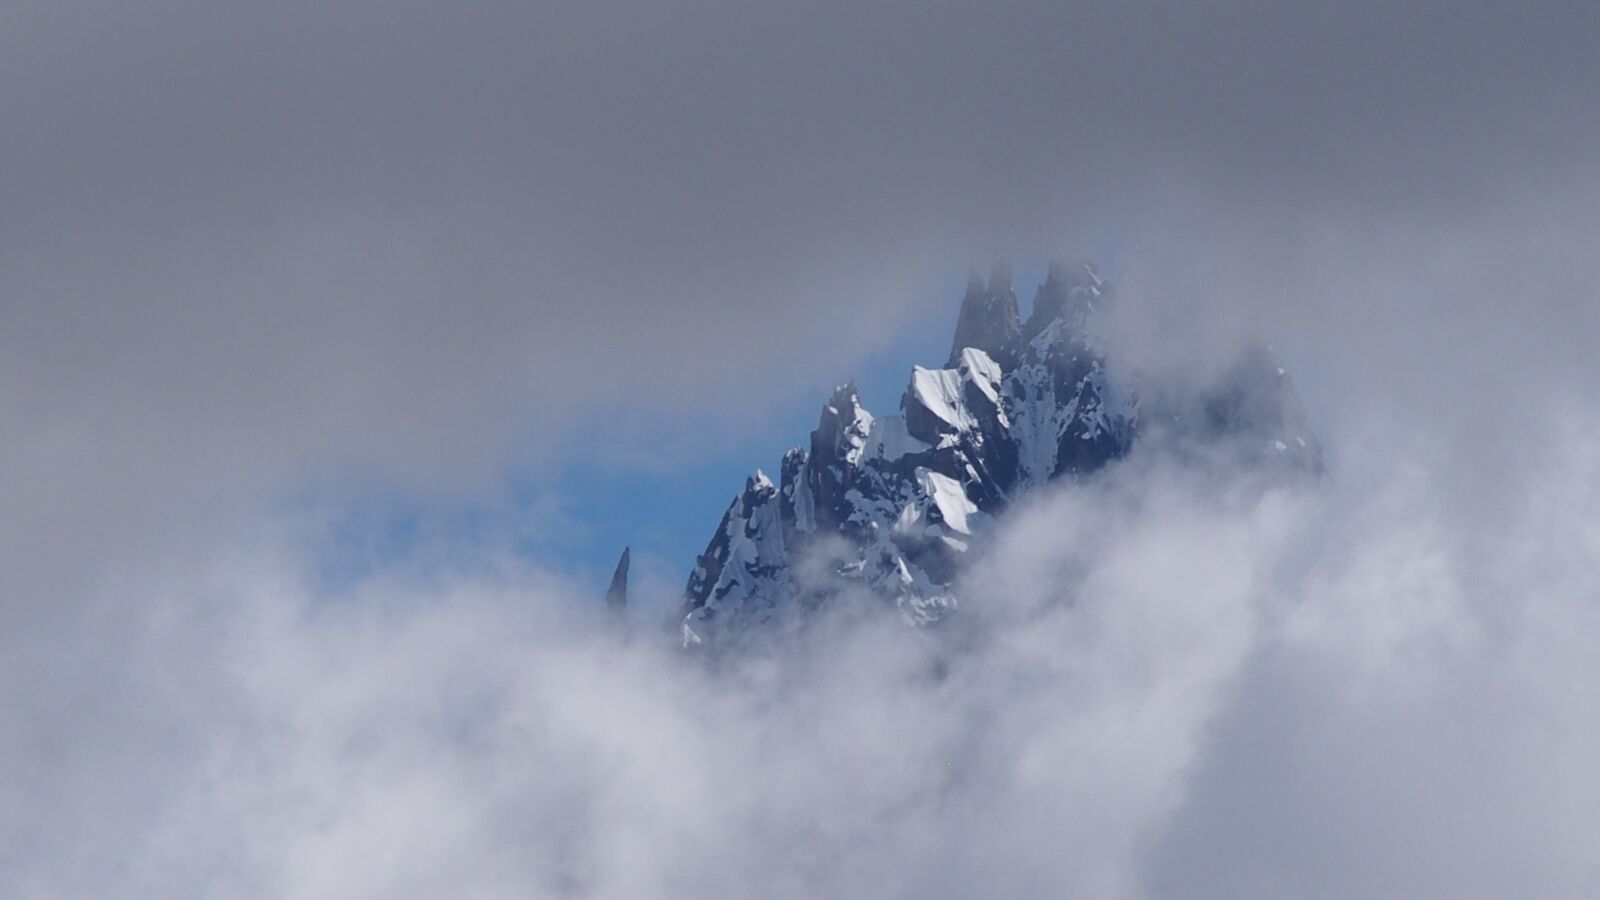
[1199,344,1324,472]
[605,547,630,621]
[947,259,1021,368]
[678,259,1320,649]
[1022,258,1099,343]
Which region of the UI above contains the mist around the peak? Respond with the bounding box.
[4,2,1600,896]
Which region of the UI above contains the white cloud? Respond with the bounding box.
[7,411,1599,898]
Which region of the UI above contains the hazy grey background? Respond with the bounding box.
[3,2,1599,897]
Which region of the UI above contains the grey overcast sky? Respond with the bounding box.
[4,3,1600,896]
[5,0,1597,571]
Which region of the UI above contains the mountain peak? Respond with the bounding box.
[965,267,986,297]
[1025,257,1101,342]
[988,256,1013,294]
[812,381,873,466]
[678,258,1321,652]
[947,258,1020,367]
[1044,256,1099,289]
[604,547,629,623]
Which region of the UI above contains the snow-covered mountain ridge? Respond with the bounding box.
[675,259,1320,648]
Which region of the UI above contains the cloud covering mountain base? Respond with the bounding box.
[8,411,1598,899]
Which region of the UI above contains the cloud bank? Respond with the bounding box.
[7,415,1600,898]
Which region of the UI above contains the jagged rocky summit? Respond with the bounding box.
[675,259,1320,649]
[604,547,630,623]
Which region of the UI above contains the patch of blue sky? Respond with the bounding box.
[524,270,970,586]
